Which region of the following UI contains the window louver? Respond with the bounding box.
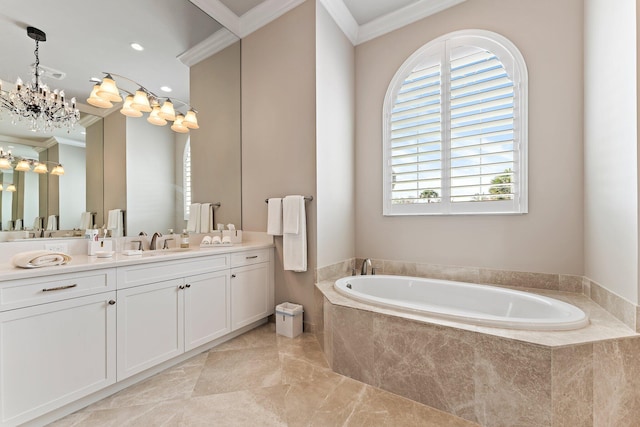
[384,30,527,215]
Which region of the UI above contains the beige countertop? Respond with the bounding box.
[0,242,274,282]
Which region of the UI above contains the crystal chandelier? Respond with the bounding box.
[87,73,199,133]
[0,27,80,133]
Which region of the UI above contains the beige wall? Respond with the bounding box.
[86,119,104,228]
[241,0,319,327]
[354,0,585,274]
[316,2,355,268]
[584,0,638,303]
[103,112,127,220]
[191,41,242,228]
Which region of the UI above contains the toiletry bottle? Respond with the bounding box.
[180,229,190,248]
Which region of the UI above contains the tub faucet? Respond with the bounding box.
[150,232,162,250]
[361,258,372,275]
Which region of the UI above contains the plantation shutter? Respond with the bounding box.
[384,30,527,215]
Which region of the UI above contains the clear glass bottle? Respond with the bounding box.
[180,229,190,248]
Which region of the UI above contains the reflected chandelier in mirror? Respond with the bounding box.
[0,27,80,133]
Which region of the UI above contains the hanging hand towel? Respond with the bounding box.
[283,195,307,272]
[33,216,41,230]
[80,212,92,230]
[267,198,283,236]
[46,215,57,231]
[186,203,201,232]
[107,209,123,237]
[15,219,22,231]
[200,203,213,233]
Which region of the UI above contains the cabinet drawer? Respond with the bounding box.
[118,255,229,289]
[0,269,116,311]
[230,249,271,267]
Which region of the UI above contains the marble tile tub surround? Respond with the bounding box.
[318,286,640,427]
[51,323,476,427]
[316,258,640,332]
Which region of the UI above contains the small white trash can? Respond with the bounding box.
[275,302,304,338]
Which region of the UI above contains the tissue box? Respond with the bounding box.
[89,239,113,256]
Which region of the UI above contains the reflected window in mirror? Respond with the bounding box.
[183,139,191,221]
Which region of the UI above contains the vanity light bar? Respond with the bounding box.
[87,73,198,133]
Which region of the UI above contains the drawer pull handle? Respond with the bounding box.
[108,300,116,305]
[231,274,236,278]
[185,284,191,288]
[179,285,185,290]
[42,284,77,292]
[246,255,259,259]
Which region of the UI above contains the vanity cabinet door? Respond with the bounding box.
[117,278,184,380]
[230,262,271,330]
[184,270,231,351]
[0,292,116,427]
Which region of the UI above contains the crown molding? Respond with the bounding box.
[239,0,306,37]
[189,0,240,36]
[318,0,358,45]
[357,0,467,44]
[178,28,239,66]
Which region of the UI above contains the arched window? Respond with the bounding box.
[183,139,191,220]
[383,30,528,215]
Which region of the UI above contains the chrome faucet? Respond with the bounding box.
[150,232,162,250]
[361,258,372,275]
[162,238,174,250]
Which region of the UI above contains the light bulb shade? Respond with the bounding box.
[96,76,122,102]
[0,184,3,191]
[183,110,199,129]
[0,158,11,170]
[6,184,16,192]
[147,106,167,126]
[51,164,65,176]
[33,163,48,174]
[15,160,31,171]
[131,90,152,112]
[87,84,113,108]
[120,95,143,117]
[170,114,189,133]
[158,99,176,121]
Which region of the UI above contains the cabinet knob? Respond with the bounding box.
[108,300,116,305]
[179,285,185,290]
[231,274,236,278]
[185,284,191,288]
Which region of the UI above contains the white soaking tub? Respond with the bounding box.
[334,275,588,331]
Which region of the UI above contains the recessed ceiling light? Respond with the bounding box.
[160,86,172,93]
[130,42,144,51]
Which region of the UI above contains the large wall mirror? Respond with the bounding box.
[0,0,241,240]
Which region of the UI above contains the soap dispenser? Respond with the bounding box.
[180,229,190,248]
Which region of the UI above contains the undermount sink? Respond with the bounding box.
[144,247,192,256]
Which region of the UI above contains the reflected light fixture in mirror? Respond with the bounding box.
[87,72,198,133]
[0,27,80,133]
[6,184,16,192]
[0,149,64,175]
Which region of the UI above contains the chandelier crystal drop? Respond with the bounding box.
[0,27,80,133]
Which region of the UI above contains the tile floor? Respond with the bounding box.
[52,323,478,426]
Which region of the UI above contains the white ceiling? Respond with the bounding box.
[0,0,464,144]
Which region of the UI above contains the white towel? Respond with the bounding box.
[11,250,71,268]
[267,198,283,236]
[283,195,307,272]
[33,217,41,230]
[187,203,201,232]
[199,203,212,233]
[15,219,22,231]
[46,215,57,231]
[107,209,123,237]
[80,212,92,230]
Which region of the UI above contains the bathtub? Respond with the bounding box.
[334,275,588,331]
